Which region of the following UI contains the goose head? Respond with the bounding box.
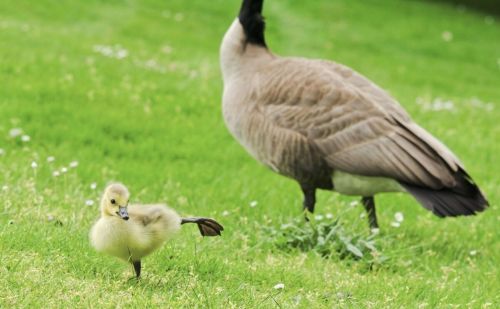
[101,183,130,220]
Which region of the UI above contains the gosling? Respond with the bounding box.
[90,183,224,278]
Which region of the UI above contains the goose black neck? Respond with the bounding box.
[238,0,267,47]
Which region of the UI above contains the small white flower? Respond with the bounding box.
[359,213,366,219]
[69,161,78,168]
[0,148,4,156]
[174,13,184,22]
[93,44,128,60]
[47,214,55,221]
[47,156,55,162]
[61,167,68,173]
[52,171,60,177]
[90,182,97,190]
[370,228,380,235]
[9,128,22,138]
[394,212,404,223]
[469,250,477,256]
[314,214,324,221]
[31,161,37,169]
[222,210,230,216]
[390,221,401,228]
[85,200,94,206]
[428,98,455,111]
[2,185,8,191]
[161,45,173,54]
[249,200,258,208]
[21,135,31,142]
[349,201,359,207]
[115,49,128,59]
[442,31,453,42]
[326,213,333,219]
[273,283,285,290]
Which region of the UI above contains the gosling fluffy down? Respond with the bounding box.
[90,183,223,277]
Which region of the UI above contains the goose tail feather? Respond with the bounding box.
[399,168,488,217]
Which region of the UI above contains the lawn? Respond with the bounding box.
[0,0,499,307]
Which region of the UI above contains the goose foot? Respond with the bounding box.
[301,185,316,221]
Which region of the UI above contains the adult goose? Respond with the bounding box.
[220,0,488,228]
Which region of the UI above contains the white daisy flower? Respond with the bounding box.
[9,128,22,138]
[442,31,453,42]
[394,212,404,223]
[390,221,401,228]
[90,182,97,190]
[249,200,258,208]
[31,161,37,169]
[273,283,285,290]
[85,200,94,206]
[21,135,31,142]
[69,161,78,168]
[47,156,55,162]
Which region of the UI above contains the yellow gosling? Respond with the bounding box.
[90,183,223,278]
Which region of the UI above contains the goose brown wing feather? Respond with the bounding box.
[257,58,460,189]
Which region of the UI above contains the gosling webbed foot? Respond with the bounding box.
[181,217,224,236]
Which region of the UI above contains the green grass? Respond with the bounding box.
[0,0,499,307]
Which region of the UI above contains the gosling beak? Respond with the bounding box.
[117,206,129,221]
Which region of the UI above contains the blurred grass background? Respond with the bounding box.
[0,0,499,307]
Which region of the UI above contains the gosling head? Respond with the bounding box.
[101,183,130,221]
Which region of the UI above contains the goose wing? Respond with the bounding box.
[257,58,461,190]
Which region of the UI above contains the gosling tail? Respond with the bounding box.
[181,217,224,236]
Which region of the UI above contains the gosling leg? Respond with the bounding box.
[361,196,379,229]
[133,260,141,278]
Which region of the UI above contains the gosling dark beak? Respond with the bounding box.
[117,207,129,221]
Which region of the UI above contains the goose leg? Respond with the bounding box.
[301,186,316,219]
[361,196,379,229]
[133,260,141,278]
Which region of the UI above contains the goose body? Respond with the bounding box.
[220,0,488,227]
[90,184,223,277]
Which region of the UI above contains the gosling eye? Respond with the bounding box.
[110,199,116,204]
